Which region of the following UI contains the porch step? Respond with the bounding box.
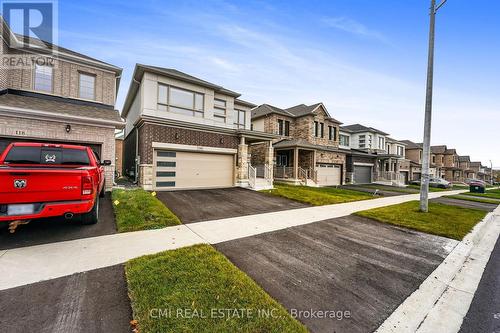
[304,179,318,187]
[252,178,274,191]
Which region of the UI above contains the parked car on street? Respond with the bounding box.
[0,142,110,230]
[409,177,452,188]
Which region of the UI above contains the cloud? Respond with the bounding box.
[322,17,389,43]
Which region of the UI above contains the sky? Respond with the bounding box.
[32,1,500,166]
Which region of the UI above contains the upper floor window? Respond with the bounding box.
[313,121,319,137]
[397,146,404,156]
[340,134,350,146]
[34,64,53,93]
[79,73,96,100]
[157,84,204,117]
[328,126,337,141]
[379,137,385,149]
[359,135,366,148]
[234,109,246,129]
[213,99,227,122]
[320,123,324,138]
[278,119,290,136]
[419,150,423,161]
[432,155,436,163]
[386,144,391,154]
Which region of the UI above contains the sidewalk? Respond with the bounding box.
[0,189,466,290]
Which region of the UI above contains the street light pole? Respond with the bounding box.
[420,0,446,212]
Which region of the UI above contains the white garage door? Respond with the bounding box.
[154,150,234,190]
[316,163,341,186]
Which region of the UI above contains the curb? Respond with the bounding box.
[375,206,500,333]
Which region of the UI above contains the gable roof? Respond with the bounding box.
[445,148,457,155]
[458,156,471,162]
[251,102,341,123]
[431,145,447,154]
[400,140,422,149]
[470,161,482,167]
[0,17,121,74]
[341,124,389,136]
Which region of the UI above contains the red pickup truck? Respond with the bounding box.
[0,142,110,228]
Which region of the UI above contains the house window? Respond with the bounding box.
[379,137,385,149]
[234,109,246,129]
[313,121,319,137]
[278,119,290,136]
[34,64,53,93]
[432,155,436,163]
[214,98,226,122]
[320,123,324,138]
[419,150,423,161]
[397,146,404,156]
[157,84,204,117]
[79,73,95,100]
[340,134,350,146]
[387,144,391,154]
[328,126,337,141]
[359,135,366,148]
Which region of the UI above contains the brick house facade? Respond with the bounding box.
[0,20,123,190]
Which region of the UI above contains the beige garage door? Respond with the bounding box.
[316,163,341,186]
[154,150,234,190]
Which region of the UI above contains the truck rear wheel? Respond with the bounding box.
[81,196,99,225]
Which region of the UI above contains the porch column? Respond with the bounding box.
[389,158,394,172]
[294,147,299,179]
[237,136,248,186]
[265,140,274,180]
[313,150,317,170]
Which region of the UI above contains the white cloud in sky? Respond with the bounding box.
[322,17,389,43]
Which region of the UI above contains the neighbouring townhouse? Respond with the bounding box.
[340,124,407,185]
[0,19,123,190]
[458,155,475,180]
[400,140,441,181]
[470,161,490,181]
[122,64,275,191]
[250,103,345,186]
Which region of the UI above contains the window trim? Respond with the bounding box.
[214,98,227,122]
[33,64,53,93]
[234,109,246,129]
[320,123,324,138]
[157,83,205,117]
[314,121,319,137]
[78,71,96,100]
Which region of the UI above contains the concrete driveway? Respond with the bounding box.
[216,215,456,333]
[0,194,117,250]
[156,187,308,224]
[0,265,131,333]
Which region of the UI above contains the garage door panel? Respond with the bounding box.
[354,166,372,184]
[155,150,234,190]
[316,164,341,186]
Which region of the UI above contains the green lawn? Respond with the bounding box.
[111,189,181,232]
[125,244,307,333]
[355,201,487,240]
[465,189,500,200]
[262,184,373,206]
[445,195,500,205]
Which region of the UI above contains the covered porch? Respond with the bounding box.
[374,154,406,186]
[238,130,276,190]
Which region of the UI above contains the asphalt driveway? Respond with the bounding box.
[156,187,308,223]
[216,215,456,333]
[0,193,117,250]
[0,265,132,333]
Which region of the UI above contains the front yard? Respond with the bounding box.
[262,184,374,205]
[112,189,181,232]
[355,201,487,240]
[125,244,307,333]
[445,194,500,205]
[465,188,500,200]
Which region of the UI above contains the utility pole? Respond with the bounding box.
[420,0,446,212]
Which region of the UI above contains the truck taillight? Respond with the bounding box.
[82,176,93,195]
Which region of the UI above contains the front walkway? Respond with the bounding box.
[0,189,467,290]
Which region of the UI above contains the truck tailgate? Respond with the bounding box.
[0,167,86,204]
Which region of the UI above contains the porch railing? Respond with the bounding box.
[377,171,404,184]
[274,166,294,179]
[264,164,273,187]
[248,165,256,189]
